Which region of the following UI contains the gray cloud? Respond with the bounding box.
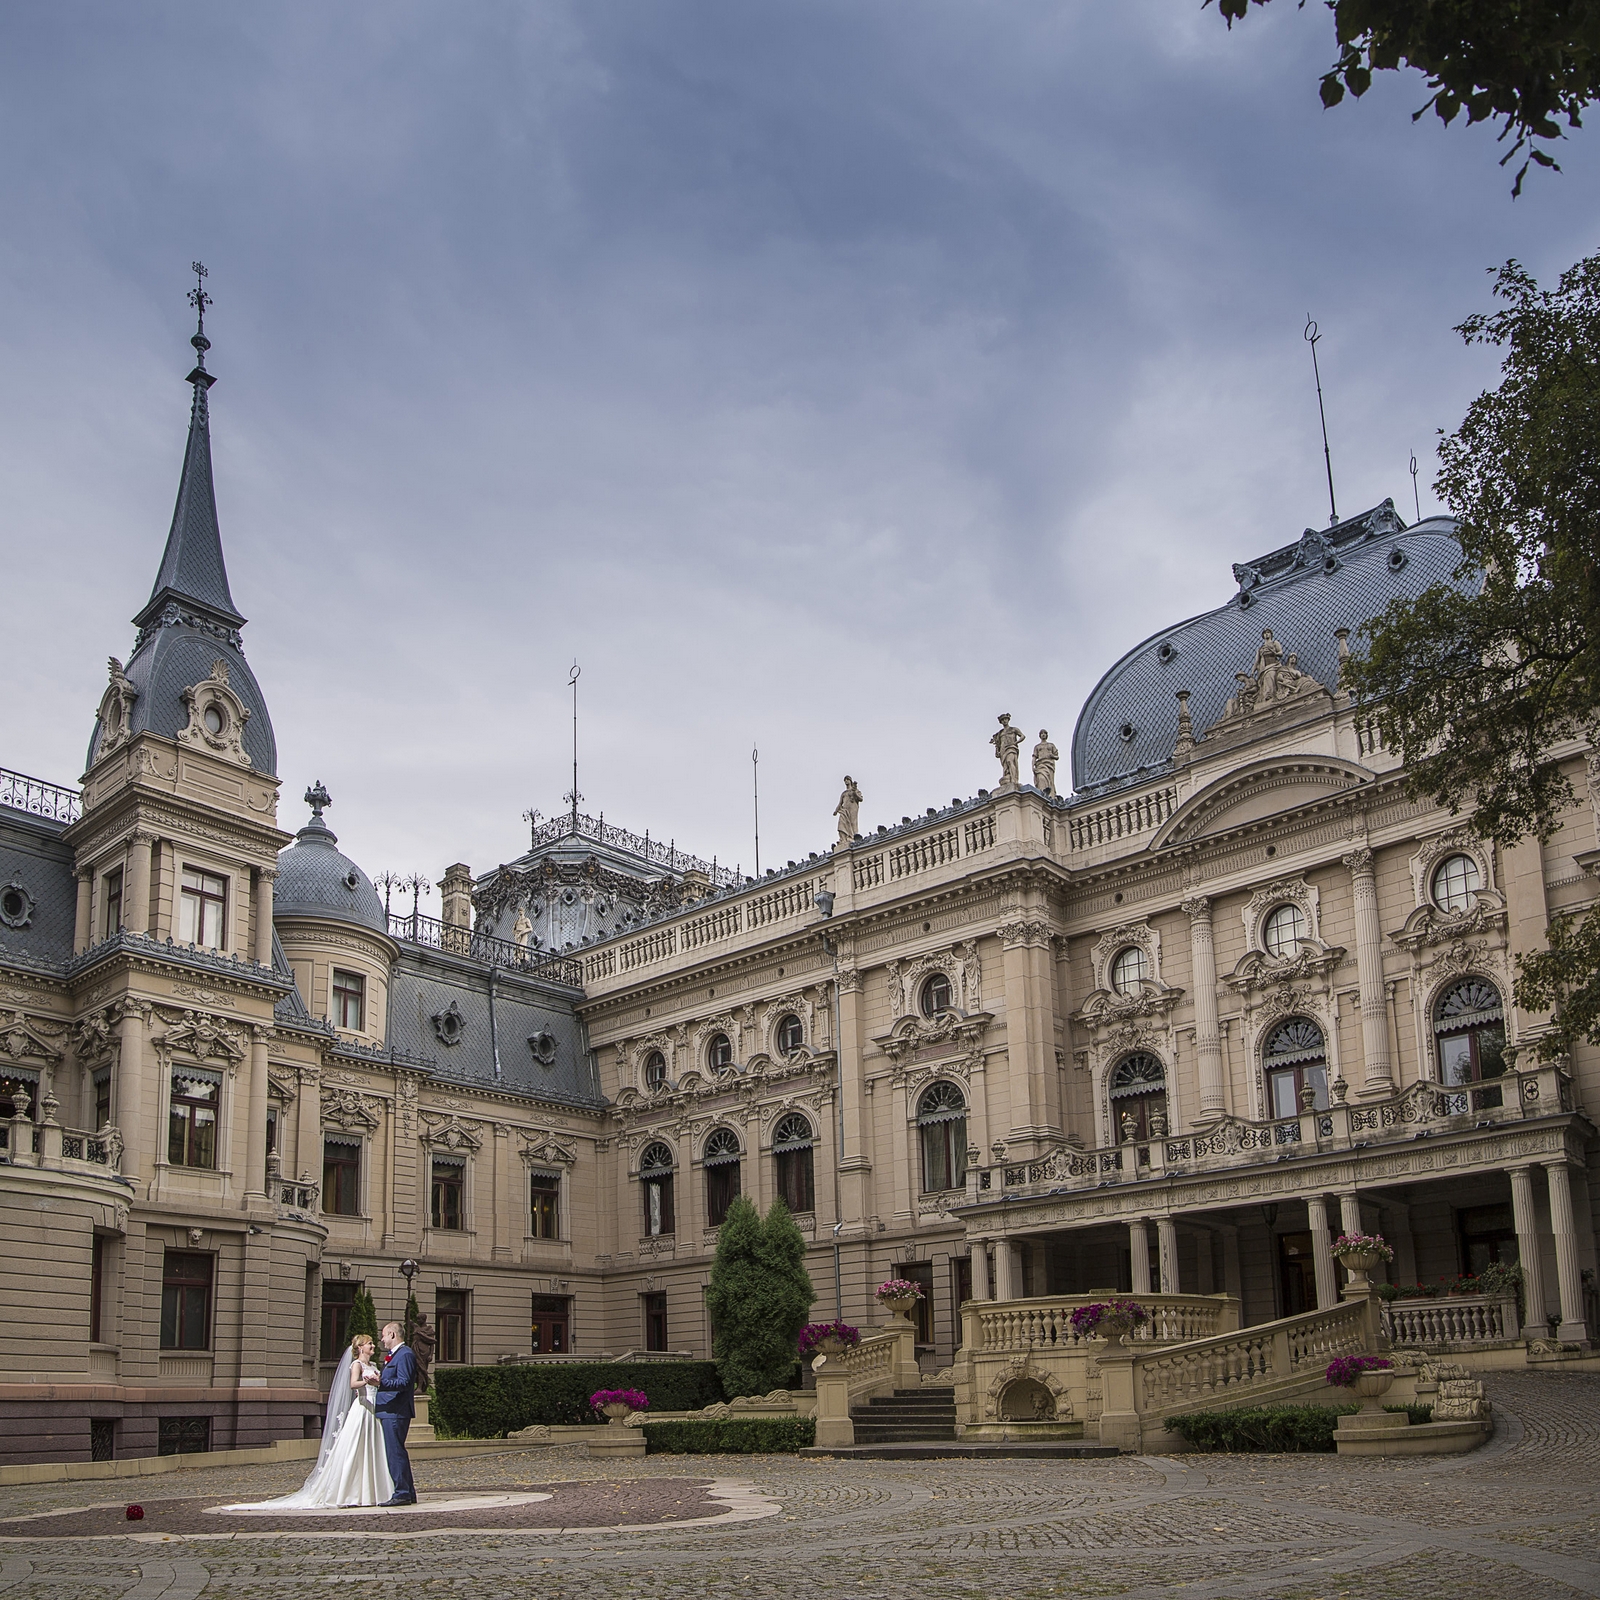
[2,1,1596,904]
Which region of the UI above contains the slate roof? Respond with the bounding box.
[0,807,77,972]
[274,801,389,936]
[85,357,276,777]
[1070,502,1469,797]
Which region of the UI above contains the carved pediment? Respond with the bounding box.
[95,657,140,758]
[519,1129,578,1168]
[151,1010,248,1071]
[1391,891,1507,954]
[1072,983,1185,1045]
[420,1111,483,1152]
[1154,758,1373,849]
[322,1086,381,1132]
[1223,942,1345,1000]
[874,1010,992,1066]
[0,1010,66,1067]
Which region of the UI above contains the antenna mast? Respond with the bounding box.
[564,661,583,825]
[752,745,761,878]
[1409,451,1421,522]
[1305,316,1338,526]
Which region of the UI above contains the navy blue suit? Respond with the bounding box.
[374,1343,417,1500]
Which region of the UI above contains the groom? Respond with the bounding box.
[375,1321,418,1506]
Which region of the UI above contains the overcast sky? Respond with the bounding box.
[3,2,1597,906]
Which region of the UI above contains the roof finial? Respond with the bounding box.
[188,261,213,368]
[305,780,331,821]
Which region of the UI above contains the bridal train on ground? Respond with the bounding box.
[221,1347,394,1510]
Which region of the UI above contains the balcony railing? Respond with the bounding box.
[388,911,583,988]
[0,766,81,825]
[527,811,742,890]
[2,1113,124,1177]
[1381,1294,1520,1347]
[967,1061,1577,1207]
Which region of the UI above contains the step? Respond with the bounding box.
[852,1424,958,1438]
[800,1442,1122,1460]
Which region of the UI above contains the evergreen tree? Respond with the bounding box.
[347,1285,379,1345]
[402,1290,420,1346]
[706,1194,815,1397]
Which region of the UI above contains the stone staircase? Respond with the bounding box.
[848,1387,958,1445]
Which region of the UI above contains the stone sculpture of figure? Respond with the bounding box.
[833,776,864,849]
[991,714,1024,787]
[1031,730,1059,796]
[409,1312,436,1392]
[512,907,533,950]
[1253,628,1285,701]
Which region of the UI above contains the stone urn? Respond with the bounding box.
[814,1334,852,1358]
[1335,1247,1384,1292]
[879,1295,919,1323]
[1095,1313,1140,1350]
[600,1402,633,1426]
[1350,1366,1397,1416]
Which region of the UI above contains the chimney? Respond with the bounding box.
[440,864,474,931]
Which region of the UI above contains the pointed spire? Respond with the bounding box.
[133,263,245,633]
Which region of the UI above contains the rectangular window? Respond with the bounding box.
[0,1071,38,1123]
[436,1289,467,1364]
[168,1069,220,1169]
[706,1161,740,1227]
[103,868,124,938]
[331,969,365,1032]
[178,867,227,950]
[90,1419,115,1462]
[530,1173,560,1240]
[90,1235,106,1344]
[643,1175,674,1237]
[644,1291,669,1352]
[157,1417,210,1456]
[319,1281,358,1360]
[895,1262,935,1347]
[160,1252,213,1351]
[265,1105,279,1156]
[776,1147,814,1214]
[94,1071,112,1130]
[431,1160,465,1231]
[323,1139,362,1217]
[530,1293,569,1354]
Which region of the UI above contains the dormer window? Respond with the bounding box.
[179,867,227,950]
[1262,902,1305,958]
[1110,946,1148,995]
[203,704,225,737]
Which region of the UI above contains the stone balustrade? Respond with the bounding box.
[1,1114,124,1178]
[1382,1294,1520,1348]
[967,1060,1577,1207]
[967,1293,1238,1355]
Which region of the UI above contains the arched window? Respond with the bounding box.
[643,1050,667,1091]
[1262,1017,1328,1117]
[1109,1052,1168,1142]
[772,1112,815,1214]
[1431,854,1482,914]
[917,1082,968,1193]
[1435,979,1505,1106]
[776,1014,804,1055]
[703,1127,742,1226]
[706,1033,734,1072]
[920,972,953,1017]
[1110,946,1149,995]
[640,1141,675,1237]
[1262,903,1306,958]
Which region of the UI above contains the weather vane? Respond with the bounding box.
[1305,316,1337,527]
[188,261,213,366]
[1409,450,1421,522]
[564,660,583,823]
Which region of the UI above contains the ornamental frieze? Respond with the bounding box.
[150,1009,249,1074]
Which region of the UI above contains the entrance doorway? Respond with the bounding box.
[530,1294,570,1354]
[1277,1232,1318,1316]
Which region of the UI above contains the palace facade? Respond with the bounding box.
[1,333,1595,1465]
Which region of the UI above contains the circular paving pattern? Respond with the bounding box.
[0,1370,1594,1598]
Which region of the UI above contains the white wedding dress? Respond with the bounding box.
[221,1352,394,1510]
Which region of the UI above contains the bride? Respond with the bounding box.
[222,1333,394,1509]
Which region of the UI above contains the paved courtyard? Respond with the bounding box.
[0,1370,1596,1600]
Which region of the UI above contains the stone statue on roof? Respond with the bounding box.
[1032,731,1059,796]
[991,714,1024,788]
[833,777,863,849]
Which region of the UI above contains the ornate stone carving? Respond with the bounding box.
[518,1129,578,1168]
[1241,876,1322,953]
[1031,732,1059,796]
[322,1086,381,1132]
[0,878,35,930]
[998,921,1052,950]
[420,1110,483,1152]
[150,1010,248,1075]
[432,1001,466,1046]
[1407,828,1496,907]
[887,942,981,1021]
[1390,891,1508,956]
[1202,627,1333,743]
[0,1010,65,1066]
[833,777,863,848]
[1088,922,1163,995]
[991,713,1024,788]
[94,657,140,758]
[176,659,253,767]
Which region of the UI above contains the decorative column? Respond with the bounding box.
[1183,897,1226,1122]
[1128,1220,1152,1295]
[125,831,154,937]
[73,869,92,952]
[245,1025,270,1201]
[1342,847,1394,1096]
[1156,1215,1179,1295]
[1307,1196,1337,1310]
[1508,1165,1549,1334]
[116,1003,148,1183]
[1544,1161,1589,1343]
[970,1244,992,1302]
[255,867,276,966]
[993,1239,1020,1301]
[1338,1191,1362,1237]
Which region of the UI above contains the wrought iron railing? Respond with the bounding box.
[388,911,583,987]
[0,767,81,824]
[526,811,742,889]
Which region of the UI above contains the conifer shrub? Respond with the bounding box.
[642,1417,815,1454]
[705,1196,815,1398]
[431,1361,723,1438]
[1167,1402,1430,1452]
[347,1286,379,1343]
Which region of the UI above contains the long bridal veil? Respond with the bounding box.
[314,1350,357,1474]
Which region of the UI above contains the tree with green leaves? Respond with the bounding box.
[1209,1,1600,192]
[1345,249,1600,1059]
[347,1285,379,1346]
[705,1194,815,1397]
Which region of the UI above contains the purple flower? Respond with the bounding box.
[798,1320,861,1357]
[1324,1356,1392,1388]
[590,1388,650,1412]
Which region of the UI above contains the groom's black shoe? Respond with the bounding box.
[379,1496,416,1506]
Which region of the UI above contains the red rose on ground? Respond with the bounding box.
[125,1505,144,1520]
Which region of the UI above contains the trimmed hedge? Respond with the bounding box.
[1167,1403,1431,1453]
[433,1362,724,1438]
[642,1417,815,1454]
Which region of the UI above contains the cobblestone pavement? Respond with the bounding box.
[0,1370,1596,1600]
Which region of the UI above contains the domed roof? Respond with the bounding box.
[274,783,388,936]
[1071,503,1469,798]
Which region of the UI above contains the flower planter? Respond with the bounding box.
[879,1295,919,1322]
[814,1335,851,1358]
[1351,1367,1397,1411]
[600,1402,633,1426]
[1335,1247,1383,1291]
